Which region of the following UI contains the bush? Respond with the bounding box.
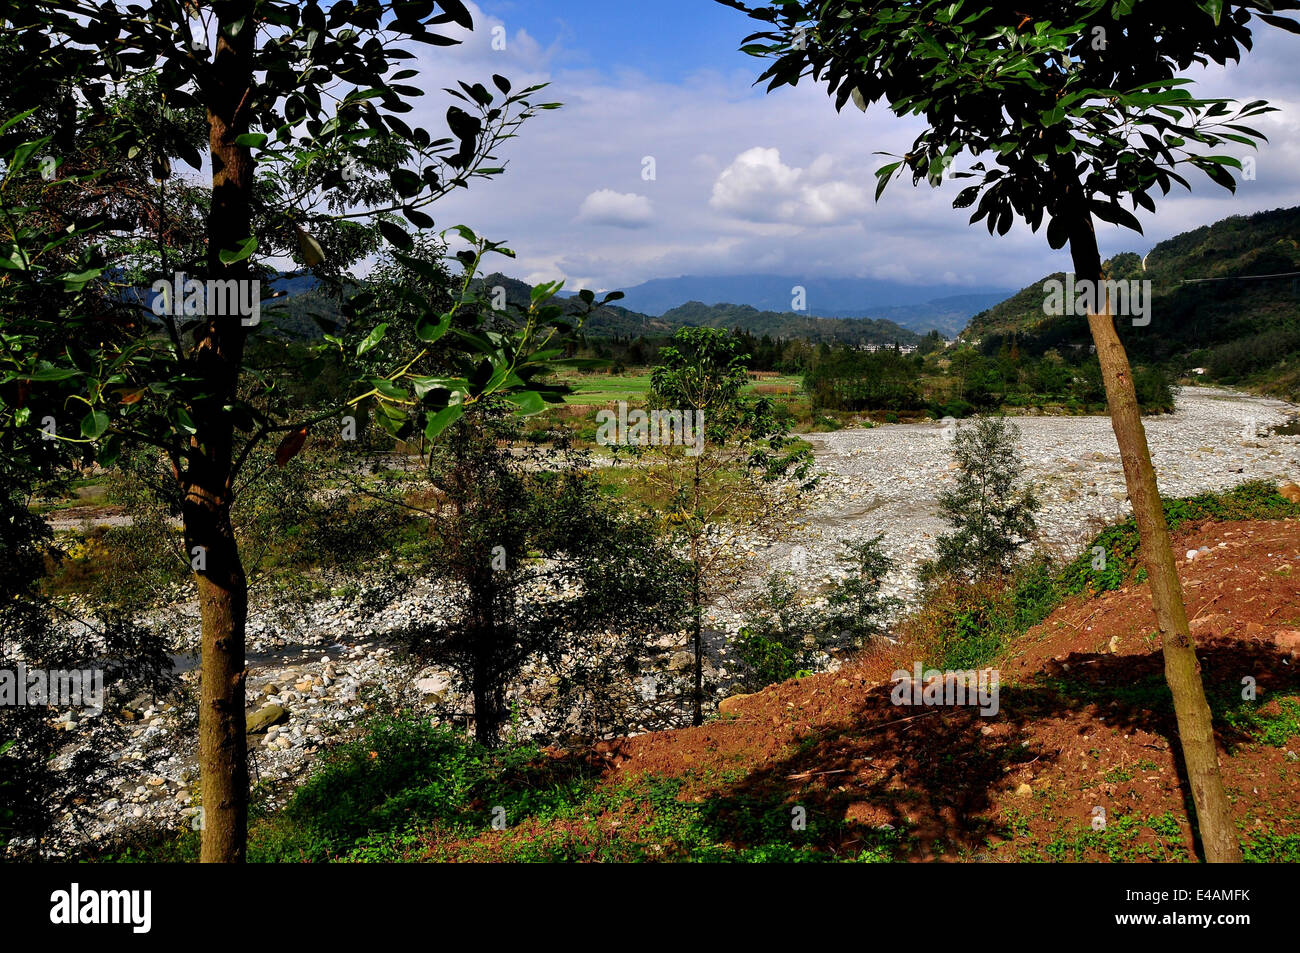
[943,399,974,419]
[272,716,592,861]
[1133,365,1175,413]
[734,575,817,690]
[734,536,897,691]
[905,558,1060,670]
[823,535,899,649]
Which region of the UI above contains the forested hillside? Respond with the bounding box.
[965,207,1300,398]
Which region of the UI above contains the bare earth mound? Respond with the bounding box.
[417,519,1300,862]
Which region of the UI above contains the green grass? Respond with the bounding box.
[1040,810,1192,863]
[559,372,655,405]
[557,371,804,407]
[1060,480,1300,596]
[94,715,913,863]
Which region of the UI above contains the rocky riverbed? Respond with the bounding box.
[12,385,1299,858]
[781,385,1300,607]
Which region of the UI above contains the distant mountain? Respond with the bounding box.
[962,206,1300,400]
[481,275,918,346]
[609,274,1012,334]
[242,270,928,349]
[659,301,919,346]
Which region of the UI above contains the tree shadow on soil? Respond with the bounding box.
[690,639,1299,862]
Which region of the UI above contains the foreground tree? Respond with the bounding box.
[399,404,689,746]
[0,0,594,862]
[0,131,175,852]
[724,0,1300,861]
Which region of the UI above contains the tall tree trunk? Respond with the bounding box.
[184,484,248,863]
[190,7,255,863]
[1066,211,1241,863]
[691,558,703,727]
[691,457,704,726]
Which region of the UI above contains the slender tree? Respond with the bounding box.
[723,0,1300,861]
[638,327,814,724]
[933,416,1040,580]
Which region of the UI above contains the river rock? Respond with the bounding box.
[245,704,290,734]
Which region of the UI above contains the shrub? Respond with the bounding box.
[734,574,817,690]
[905,557,1060,671]
[1061,480,1300,595]
[734,536,897,690]
[932,416,1039,580]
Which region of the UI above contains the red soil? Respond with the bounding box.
[433,518,1300,862]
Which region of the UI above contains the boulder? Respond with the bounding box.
[667,651,695,673]
[415,673,452,697]
[1274,629,1300,656]
[245,704,289,734]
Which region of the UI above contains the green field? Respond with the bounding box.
[560,373,656,405]
[560,371,803,406]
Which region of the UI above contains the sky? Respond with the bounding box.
[403,1,1300,296]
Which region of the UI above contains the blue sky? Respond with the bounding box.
[407,2,1300,296]
[479,0,762,81]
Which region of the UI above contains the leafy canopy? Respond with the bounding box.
[724,1,1298,244]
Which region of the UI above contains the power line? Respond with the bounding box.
[1180,270,1300,283]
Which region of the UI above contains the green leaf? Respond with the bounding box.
[168,406,197,435]
[357,322,388,355]
[424,403,464,440]
[378,219,413,250]
[409,375,463,400]
[504,390,546,415]
[80,410,109,439]
[874,161,902,200]
[234,133,268,148]
[1259,14,1300,35]
[296,227,326,267]
[445,224,478,245]
[60,268,102,291]
[219,236,258,265]
[21,363,81,382]
[437,0,474,29]
[403,205,435,229]
[372,378,408,400]
[415,311,451,343]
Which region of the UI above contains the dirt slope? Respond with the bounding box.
[423,519,1300,862]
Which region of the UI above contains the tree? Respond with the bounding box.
[932,417,1040,580]
[723,0,1300,861]
[0,132,175,853]
[396,403,688,746]
[634,327,814,725]
[0,0,607,862]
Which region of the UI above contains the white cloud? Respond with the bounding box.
[577,189,655,228]
[387,5,1300,296]
[709,147,871,225]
